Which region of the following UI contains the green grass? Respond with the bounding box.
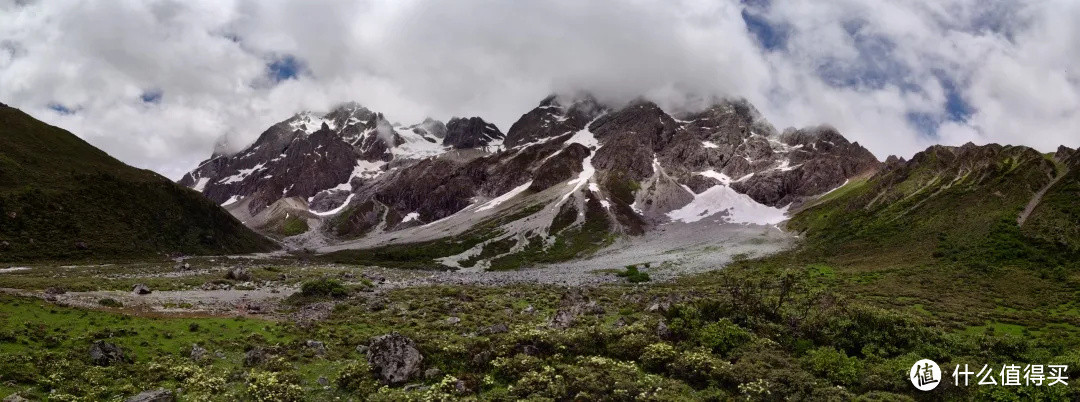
[279,216,309,237]
[0,105,275,262]
[616,265,651,283]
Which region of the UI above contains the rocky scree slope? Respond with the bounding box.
[180,95,880,268]
[0,104,276,262]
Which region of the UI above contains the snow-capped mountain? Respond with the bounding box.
[179,94,881,267]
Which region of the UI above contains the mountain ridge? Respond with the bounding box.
[177,94,886,269]
[0,103,276,262]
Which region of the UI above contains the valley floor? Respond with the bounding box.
[1,231,1078,401]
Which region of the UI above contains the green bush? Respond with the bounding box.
[616,265,651,283]
[299,278,349,298]
[336,360,378,395]
[802,347,861,386]
[246,370,302,402]
[695,319,752,356]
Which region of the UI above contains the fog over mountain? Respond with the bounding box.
[1,0,1078,179]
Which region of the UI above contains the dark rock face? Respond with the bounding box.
[124,389,175,402]
[406,118,447,139]
[529,143,590,191]
[503,94,606,148]
[181,94,884,247]
[367,333,424,385]
[444,117,503,149]
[89,341,126,366]
[1057,145,1079,169]
[591,101,679,181]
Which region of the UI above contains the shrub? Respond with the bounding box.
[640,343,678,372]
[97,298,122,308]
[695,319,752,356]
[616,265,651,283]
[246,370,303,402]
[802,347,861,386]
[299,278,349,298]
[336,360,378,395]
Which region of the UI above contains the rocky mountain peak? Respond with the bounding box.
[504,93,608,148]
[444,117,503,149]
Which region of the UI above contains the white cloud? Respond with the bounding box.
[0,0,1078,180]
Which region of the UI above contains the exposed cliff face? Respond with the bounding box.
[179,94,882,267]
[444,117,504,150]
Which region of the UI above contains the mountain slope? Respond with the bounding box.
[787,142,1080,272]
[0,104,275,261]
[181,94,880,269]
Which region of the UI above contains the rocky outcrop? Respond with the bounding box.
[503,94,606,148]
[1056,145,1079,169]
[89,341,127,366]
[444,117,503,149]
[124,389,175,402]
[367,333,424,385]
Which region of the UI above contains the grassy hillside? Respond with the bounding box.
[788,144,1079,273]
[0,104,276,262]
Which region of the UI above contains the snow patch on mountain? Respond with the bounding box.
[479,181,533,211]
[192,177,210,192]
[218,163,265,185]
[667,185,788,225]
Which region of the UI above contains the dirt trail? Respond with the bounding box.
[1018,168,1068,226]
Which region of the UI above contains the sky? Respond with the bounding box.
[1,0,1078,180]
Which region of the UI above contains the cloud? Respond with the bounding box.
[0,0,1078,180]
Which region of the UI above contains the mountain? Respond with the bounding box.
[788,141,1080,272]
[180,94,879,268]
[0,104,275,262]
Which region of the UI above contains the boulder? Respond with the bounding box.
[244,347,267,367]
[124,389,174,402]
[225,267,251,281]
[190,344,208,361]
[305,340,327,356]
[483,323,509,335]
[132,284,152,295]
[89,340,126,366]
[367,333,424,385]
[3,394,29,402]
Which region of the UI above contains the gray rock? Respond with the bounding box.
[657,319,672,340]
[445,316,461,325]
[521,305,535,314]
[243,347,267,367]
[305,340,326,356]
[355,344,369,354]
[132,284,152,295]
[44,287,66,295]
[124,389,174,402]
[424,367,443,379]
[3,394,29,402]
[89,340,126,366]
[190,344,207,361]
[317,376,329,386]
[225,267,251,281]
[367,333,424,385]
[483,323,509,335]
